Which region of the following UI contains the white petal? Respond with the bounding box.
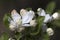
[22,10,35,24]
[37,8,46,16]
[9,20,16,31]
[10,20,16,26]
[11,9,21,23]
[22,13,29,24]
[20,9,28,16]
[44,14,52,23]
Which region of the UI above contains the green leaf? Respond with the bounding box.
[45,1,56,14]
[30,16,45,35]
[43,33,49,40]
[3,13,11,28]
[0,33,9,40]
[15,32,23,40]
[52,19,60,27]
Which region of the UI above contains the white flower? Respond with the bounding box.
[52,12,59,19]
[8,38,15,40]
[9,9,36,31]
[30,20,37,27]
[9,9,22,31]
[20,9,35,26]
[37,8,46,16]
[44,14,52,23]
[46,28,54,36]
[11,9,21,25]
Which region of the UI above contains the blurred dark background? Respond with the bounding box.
[0,0,60,40]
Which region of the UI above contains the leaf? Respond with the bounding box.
[52,19,60,27]
[15,32,23,40]
[3,13,11,28]
[0,33,9,40]
[43,33,49,40]
[45,1,56,14]
[30,16,45,35]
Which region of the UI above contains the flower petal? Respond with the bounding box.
[20,9,28,16]
[11,9,21,24]
[9,20,17,31]
[22,10,35,24]
[44,14,52,23]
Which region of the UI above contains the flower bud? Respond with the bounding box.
[17,27,25,32]
[37,8,41,12]
[9,24,16,31]
[37,8,46,16]
[30,20,37,27]
[46,28,54,36]
[52,12,60,19]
